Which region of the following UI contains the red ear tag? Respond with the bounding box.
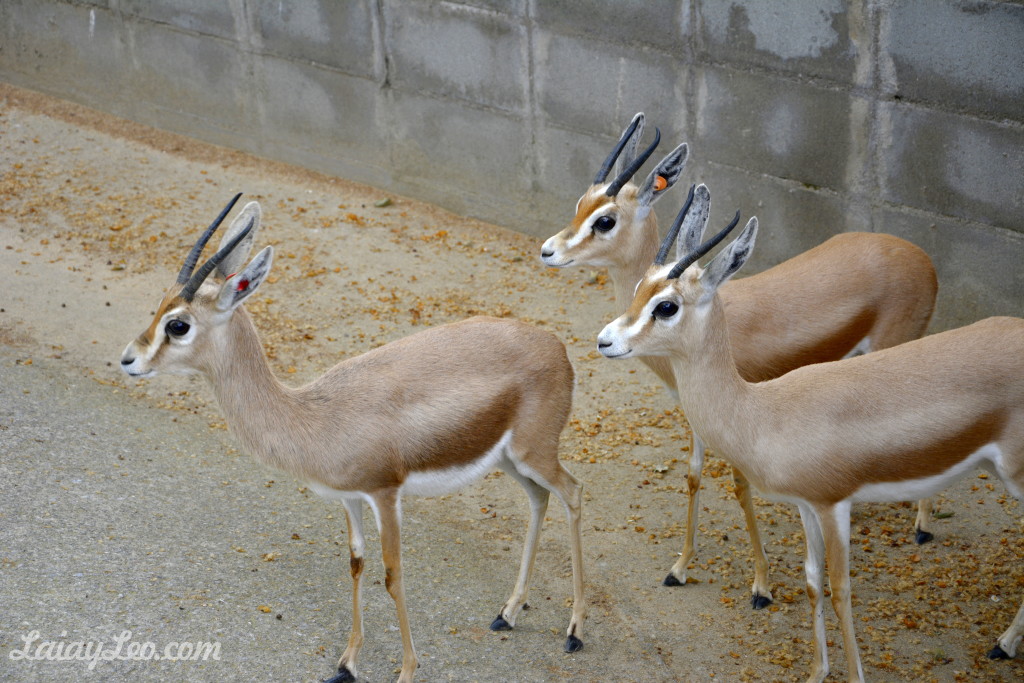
[654,175,668,192]
[237,278,249,291]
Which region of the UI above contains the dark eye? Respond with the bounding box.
[593,215,616,233]
[653,301,679,319]
[166,319,191,337]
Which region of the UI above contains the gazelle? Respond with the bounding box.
[541,115,938,607]
[597,192,1024,682]
[120,195,586,683]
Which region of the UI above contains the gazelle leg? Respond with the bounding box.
[546,465,586,653]
[914,497,934,544]
[665,431,704,586]
[331,497,367,682]
[731,466,773,608]
[491,461,551,631]
[817,501,864,682]
[796,503,829,683]
[989,584,1024,659]
[373,490,418,683]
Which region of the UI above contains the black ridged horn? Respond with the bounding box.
[593,114,643,185]
[176,193,243,285]
[667,210,741,280]
[179,215,255,302]
[654,184,696,266]
[605,128,661,197]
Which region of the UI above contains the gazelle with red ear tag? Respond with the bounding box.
[121,196,586,683]
[598,194,1024,682]
[541,119,939,607]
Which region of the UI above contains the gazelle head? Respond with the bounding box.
[120,195,274,378]
[597,184,757,359]
[540,112,688,269]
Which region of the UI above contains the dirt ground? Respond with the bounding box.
[1,83,1022,682]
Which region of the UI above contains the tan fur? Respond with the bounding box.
[543,171,938,599]
[605,255,1024,682]
[124,271,586,683]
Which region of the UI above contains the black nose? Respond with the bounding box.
[597,341,611,349]
[121,357,134,366]
[541,249,553,258]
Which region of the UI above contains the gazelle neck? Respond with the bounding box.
[609,211,662,310]
[610,212,677,392]
[203,309,322,477]
[668,294,760,474]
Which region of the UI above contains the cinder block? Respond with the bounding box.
[120,0,238,40]
[256,0,378,79]
[877,209,1024,332]
[697,65,859,192]
[697,0,861,86]
[0,1,127,107]
[883,0,1024,122]
[879,103,1024,234]
[387,91,532,222]
[535,29,689,139]
[258,58,385,179]
[439,0,528,16]
[383,0,527,114]
[124,21,255,147]
[534,0,690,54]
[688,163,851,274]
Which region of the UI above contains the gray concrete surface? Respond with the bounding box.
[0,0,1021,331]
[1,82,1023,683]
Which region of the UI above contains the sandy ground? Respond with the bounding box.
[1,83,1022,682]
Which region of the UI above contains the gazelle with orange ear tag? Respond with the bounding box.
[599,192,1024,683]
[541,119,939,608]
[122,196,586,683]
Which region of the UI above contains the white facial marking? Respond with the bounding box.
[564,201,615,251]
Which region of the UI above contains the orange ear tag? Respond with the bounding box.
[654,176,668,192]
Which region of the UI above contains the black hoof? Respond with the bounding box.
[915,528,934,545]
[750,594,773,610]
[564,634,584,653]
[988,644,1011,660]
[323,666,357,683]
[663,573,684,587]
[490,614,513,631]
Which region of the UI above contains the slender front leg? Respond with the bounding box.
[329,497,366,682]
[491,462,551,631]
[665,431,704,586]
[914,497,934,544]
[797,503,829,683]
[989,592,1024,659]
[373,489,418,683]
[552,467,586,653]
[816,502,864,682]
[731,466,772,609]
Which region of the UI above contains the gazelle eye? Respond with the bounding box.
[166,319,191,337]
[653,301,679,319]
[594,215,616,233]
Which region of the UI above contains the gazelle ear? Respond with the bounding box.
[616,112,646,178]
[638,143,688,207]
[699,217,758,300]
[678,183,710,260]
[217,246,273,312]
[216,202,261,278]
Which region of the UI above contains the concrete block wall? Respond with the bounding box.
[1,0,1021,329]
